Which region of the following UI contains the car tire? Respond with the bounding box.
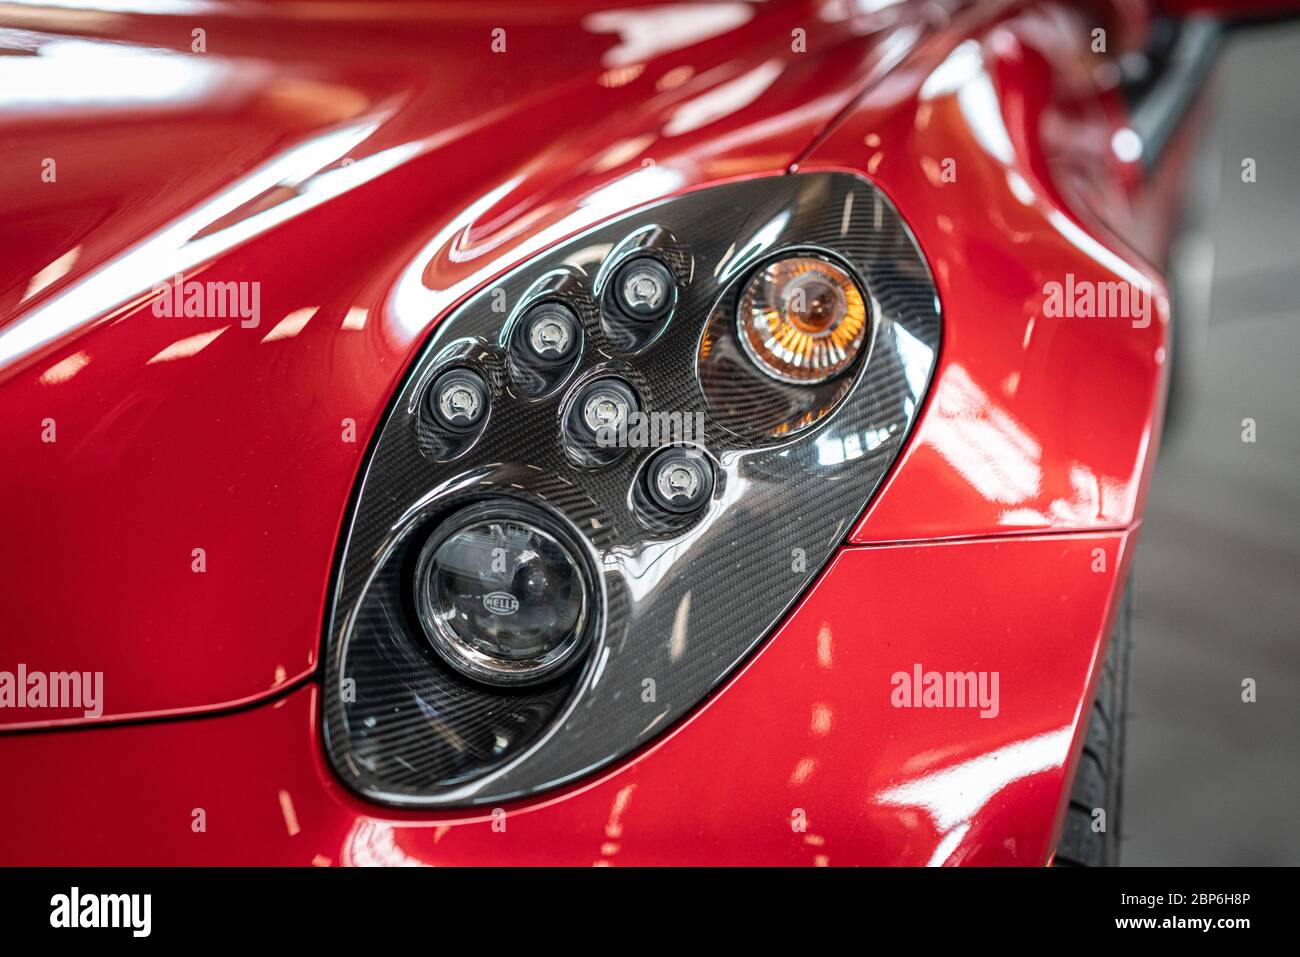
[1053,581,1133,866]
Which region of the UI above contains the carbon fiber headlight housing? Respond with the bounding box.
[323,172,942,806]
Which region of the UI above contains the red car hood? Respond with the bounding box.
[0,0,937,727]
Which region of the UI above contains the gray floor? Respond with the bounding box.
[1125,23,1300,865]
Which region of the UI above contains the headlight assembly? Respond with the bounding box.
[323,172,941,806]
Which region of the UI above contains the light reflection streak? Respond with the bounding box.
[0,116,398,370]
[1046,463,1127,524]
[922,31,1161,296]
[919,39,981,100]
[1045,209,1158,292]
[37,349,89,385]
[663,59,782,136]
[605,784,636,840]
[928,366,1131,523]
[668,590,691,663]
[583,3,753,68]
[875,725,1072,865]
[22,247,80,303]
[816,422,896,466]
[810,702,833,736]
[342,820,431,867]
[920,39,1014,164]
[893,322,934,400]
[277,789,301,837]
[927,364,1042,505]
[789,757,817,786]
[816,623,833,668]
[0,35,223,111]
[145,326,228,364]
[715,210,789,284]
[261,306,318,343]
[388,165,685,341]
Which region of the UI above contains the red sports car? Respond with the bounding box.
[0,0,1285,869]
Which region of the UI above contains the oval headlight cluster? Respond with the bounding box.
[322,173,942,806]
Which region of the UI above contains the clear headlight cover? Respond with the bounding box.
[415,504,589,686]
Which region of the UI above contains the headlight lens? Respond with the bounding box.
[415,505,590,686]
[736,255,867,384]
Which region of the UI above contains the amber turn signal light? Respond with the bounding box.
[736,255,867,384]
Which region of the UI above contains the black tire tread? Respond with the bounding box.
[1053,582,1133,867]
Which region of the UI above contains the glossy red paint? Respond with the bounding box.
[0,0,1183,866]
[797,2,1174,544]
[0,0,943,727]
[0,533,1131,866]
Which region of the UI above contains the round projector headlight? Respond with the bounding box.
[736,254,868,384]
[414,503,592,686]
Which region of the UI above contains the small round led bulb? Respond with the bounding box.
[645,446,714,513]
[520,302,580,363]
[429,368,489,432]
[612,257,675,322]
[570,377,640,444]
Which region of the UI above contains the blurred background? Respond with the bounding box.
[1126,19,1300,865]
